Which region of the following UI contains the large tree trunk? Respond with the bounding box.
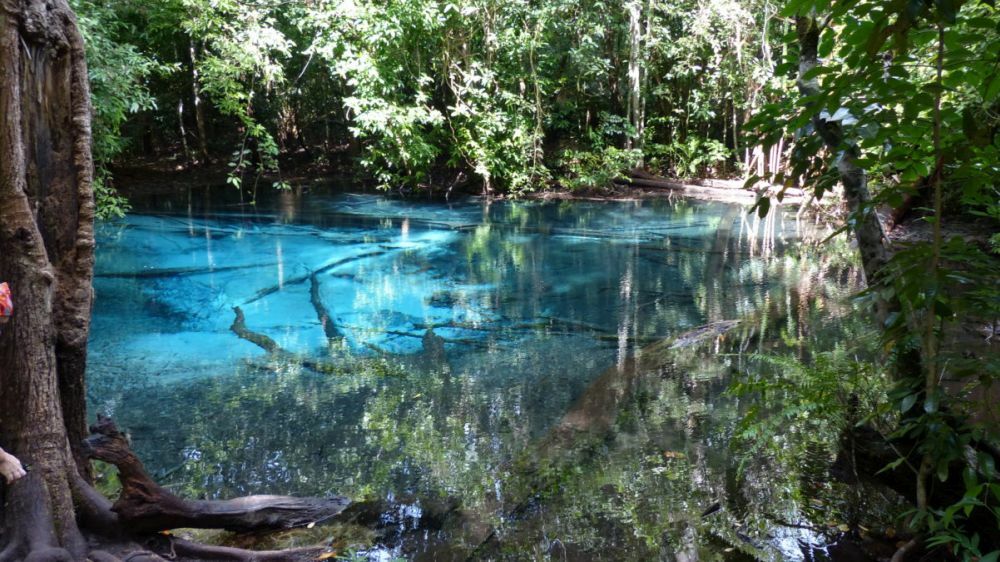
[0,0,95,558]
[0,3,351,560]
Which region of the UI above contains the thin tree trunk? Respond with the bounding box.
[795,16,888,285]
[177,97,192,165]
[190,39,209,162]
[625,0,643,157]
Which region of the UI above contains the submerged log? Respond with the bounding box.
[82,416,349,534]
[230,306,281,354]
[309,271,343,341]
[538,319,742,458]
[469,319,748,557]
[230,307,358,374]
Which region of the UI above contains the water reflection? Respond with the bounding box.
[88,188,861,560]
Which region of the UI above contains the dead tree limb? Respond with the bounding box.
[242,250,388,305]
[82,416,349,534]
[229,307,360,374]
[230,307,281,354]
[308,271,343,341]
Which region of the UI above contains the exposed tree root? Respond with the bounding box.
[82,416,349,535]
[153,536,324,561]
[0,470,87,562]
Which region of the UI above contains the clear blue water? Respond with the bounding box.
[88,186,862,560]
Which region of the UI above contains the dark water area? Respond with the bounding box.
[88,185,877,560]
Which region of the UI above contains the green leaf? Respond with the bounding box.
[924,392,939,413]
[980,551,1000,562]
[963,467,978,490]
[984,74,1000,102]
[937,460,949,482]
[979,451,997,475]
[877,456,906,474]
[901,393,918,413]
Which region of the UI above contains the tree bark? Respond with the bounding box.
[0,3,353,559]
[625,0,643,157]
[0,0,95,558]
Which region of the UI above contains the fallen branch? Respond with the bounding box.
[309,271,343,341]
[242,250,389,305]
[230,306,281,354]
[82,416,349,534]
[96,261,278,280]
[230,307,359,374]
[615,170,805,204]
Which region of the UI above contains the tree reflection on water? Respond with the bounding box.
[88,189,880,560]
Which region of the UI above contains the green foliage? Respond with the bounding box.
[559,147,642,190]
[183,0,293,180]
[85,0,785,195]
[92,460,122,499]
[748,0,1000,556]
[731,337,890,457]
[72,0,164,218]
[94,170,132,220]
[648,136,731,179]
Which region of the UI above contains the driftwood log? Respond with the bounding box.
[82,415,349,534]
[614,169,806,204]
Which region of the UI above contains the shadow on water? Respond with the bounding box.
[87,184,886,560]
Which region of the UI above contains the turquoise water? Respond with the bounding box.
[88,187,862,560]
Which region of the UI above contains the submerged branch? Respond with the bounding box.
[230,306,280,354]
[242,249,389,305]
[96,261,279,280]
[230,307,355,374]
[309,271,343,341]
